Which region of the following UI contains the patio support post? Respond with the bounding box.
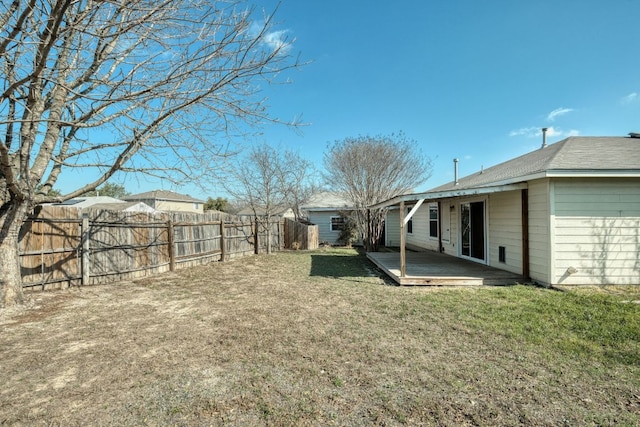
[400,200,406,277]
[437,201,443,253]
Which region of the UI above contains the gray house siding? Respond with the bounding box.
[307,211,343,245]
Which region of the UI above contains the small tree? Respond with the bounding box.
[204,197,229,212]
[337,213,359,247]
[222,144,315,253]
[278,151,320,220]
[324,133,433,252]
[82,183,130,198]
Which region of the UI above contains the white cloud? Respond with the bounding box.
[545,126,580,137]
[621,92,638,104]
[546,107,574,122]
[248,21,293,55]
[263,29,292,54]
[509,126,579,138]
[509,126,538,137]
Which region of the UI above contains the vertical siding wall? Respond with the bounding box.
[528,179,551,285]
[487,191,523,274]
[384,209,401,247]
[405,204,434,250]
[552,178,640,285]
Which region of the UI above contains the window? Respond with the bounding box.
[407,218,413,234]
[429,205,438,238]
[193,202,200,210]
[331,216,345,231]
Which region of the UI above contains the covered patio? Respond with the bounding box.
[367,250,524,286]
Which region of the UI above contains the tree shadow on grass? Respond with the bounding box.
[309,249,369,278]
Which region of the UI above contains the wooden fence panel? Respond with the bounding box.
[224,221,255,259]
[18,206,285,289]
[284,218,319,250]
[86,209,171,283]
[19,206,82,289]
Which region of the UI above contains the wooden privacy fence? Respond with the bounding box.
[283,218,319,250]
[19,206,283,290]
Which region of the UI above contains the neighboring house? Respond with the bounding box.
[52,196,156,213]
[85,201,157,213]
[236,206,295,220]
[372,135,640,286]
[300,192,355,245]
[124,190,204,213]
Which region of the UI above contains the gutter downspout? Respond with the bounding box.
[521,189,530,281]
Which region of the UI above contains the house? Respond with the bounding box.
[124,190,204,214]
[371,135,640,286]
[236,206,295,220]
[300,192,354,245]
[52,196,156,213]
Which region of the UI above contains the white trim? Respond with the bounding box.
[428,203,438,240]
[458,197,488,265]
[370,183,528,209]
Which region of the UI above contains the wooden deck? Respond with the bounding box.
[367,250,524,286]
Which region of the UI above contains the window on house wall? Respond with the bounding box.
[406,208,413,234]
[194,203,200,210]
[429,205,438,238]
[331,216,345,231]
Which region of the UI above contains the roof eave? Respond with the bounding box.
[369,182,529,209]
[545,169,640,178]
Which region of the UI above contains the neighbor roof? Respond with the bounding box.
[58,196,124,208]
[301,191,353,211]
[124,190,204,203]
[371,136,640,208]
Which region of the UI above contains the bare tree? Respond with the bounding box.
[323,133,433,252]
[0,0,301,306]
[223,143,315,253]
[278,150,320,221]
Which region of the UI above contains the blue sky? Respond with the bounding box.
[64,0,640,200]
[240,0,640,197]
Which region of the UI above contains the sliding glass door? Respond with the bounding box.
[460,201,485,261]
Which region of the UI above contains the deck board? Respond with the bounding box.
[367,251,523,286]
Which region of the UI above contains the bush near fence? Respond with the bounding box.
[18,206,286,290]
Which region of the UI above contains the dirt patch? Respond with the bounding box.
[1,249,638,426]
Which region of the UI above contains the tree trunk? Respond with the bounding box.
[0,200,29,307]
[265,216,272,254]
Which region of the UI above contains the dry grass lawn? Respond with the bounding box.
[1,248,639,426]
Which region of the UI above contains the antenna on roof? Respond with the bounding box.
[541,127,548,148]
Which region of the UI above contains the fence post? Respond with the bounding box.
[167,219,175,271]
[220,221,226,262]
[81,213,90,285]
[254,217,259,255]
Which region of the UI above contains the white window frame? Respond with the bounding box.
[429,204,438,239]
[330,216,345,232]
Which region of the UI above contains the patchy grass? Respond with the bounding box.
[1,248,638,426]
